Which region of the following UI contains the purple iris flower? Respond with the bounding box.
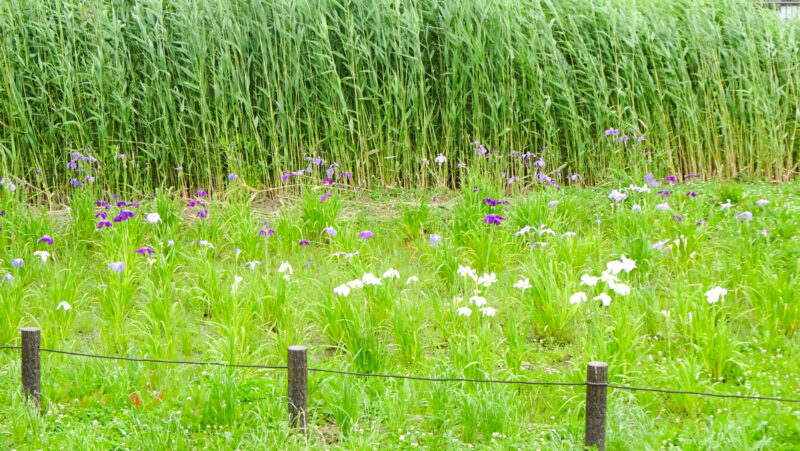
[643,173,654,182]
[95,211,107,220]
[108,262,126,272]
[322,226,337,237]
[11,258,24,268]
[83,175,95,183]
[663,175,677,184]
[686,191,696,197]
[617,135,629,143]
[429,234,443,247]
[97,221,112,229]
[321,192,332,202]
[339,172,352,181]
[657,190,670,197]
[94,200,110,209]
[735,211,753,222]
[196,189,207,197]
[483,197,508,207]
[173,166,183,171]
[548,200,559,208]
[228,173,239,180]
[299,239,310,246]
[117,201,128,207]
[473,186,482,193]
[313,156,325,166]
[533,159,546,168]
[685,173,699,179]
[483,214,506,226]
[0,211,5,216]
[359,230,374,240]
[135,247,155,255]
[258,228,276,237]
[70,178,83,187]
[197,209,209,218]
[322,177,335,185]
[604,128,620,137]
[671,215,683,222]
[113,210,135,223]
[569,174,582,182]
[37,235,54,246]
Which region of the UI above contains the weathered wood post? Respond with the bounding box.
[21,327,41,408]
[585,361,608,450]
[288,345,308,433]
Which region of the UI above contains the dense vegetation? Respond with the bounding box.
[1,0,799,191]
[1,175,799,448]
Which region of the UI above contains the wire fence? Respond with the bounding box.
[4,329,800,450]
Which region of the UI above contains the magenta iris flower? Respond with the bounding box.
[299,239,310,246]
[359,230,374,240]
[339,172,352,181]
[663,175,677,184]
[188,200,205,208]
[671,215,683,222]
[196,189,207,197]
[197,209,209,218]
[37,235,54,245]
[258,228,276,237]
[483,214,506,226]
[322,177,335,185]
[135,247,155,255]
[686,191,697,197]
[321,192,332,202]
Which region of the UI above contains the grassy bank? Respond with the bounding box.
[1,0,799,191]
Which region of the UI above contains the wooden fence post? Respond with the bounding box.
[585,361,608,450]
[288,345,307,433]
[21,327,41,408]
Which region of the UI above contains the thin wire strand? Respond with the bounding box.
[603,383,800,404]
[308,367,587,386]
[39,348,287,370]
[6,346,799,404]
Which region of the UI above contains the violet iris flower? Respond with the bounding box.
[686,191,697,197]
[38,235,54,245]
[483,214,506,226]
[94,200,110,209]
[113,210,135,223]
[322,177,335,185]
[321,192,332,202]
[97,221,112,229]
[108,262,126,272]
[482,197,508,207]
[197,209,209,218]
[735,211,753,222]
[322,226,337,237]
[663,175,677,184]
[604,128,620,137]
[429,234,443,247]
[359,230,374,240]
[12,258,24,268]
[70,178,83,187]
[228,173,239,180]
[657,190,670,197]
[299,239,310,246]
[135,247,155,255]
[672,215,683,222]
[95,211,107,220]
[196,189,207,197]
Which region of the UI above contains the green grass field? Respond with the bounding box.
[1,173,799,449]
